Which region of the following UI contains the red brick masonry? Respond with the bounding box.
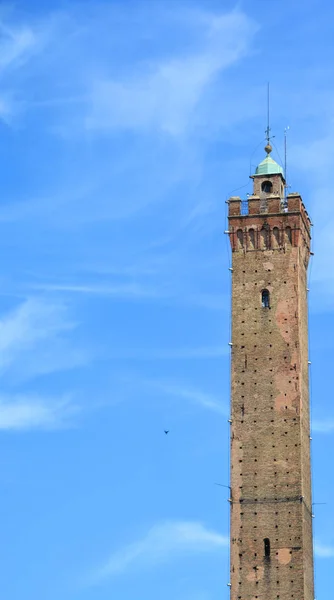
[228,173,314,600]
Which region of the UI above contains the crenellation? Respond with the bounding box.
[229,196,242,216]
[248,197,261,214]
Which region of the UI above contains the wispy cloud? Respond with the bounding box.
[0,393,79,431]
[144,380,227,414]
[0,297,90,382]
[30,282,162,300]
[28,280,228,312]
[0,5,258,138]
[0,4,259,245]
[0,13,52,123]
[314,541,334,558]
[290,124,334,183]
[107,345,228,361]
[289,127,334,306]
[86,10,257,136]
[0,20,36,72]
[90,520,227,582]
[312,420,334,434]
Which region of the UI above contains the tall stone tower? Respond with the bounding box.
[228,142,314,600]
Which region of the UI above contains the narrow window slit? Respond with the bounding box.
[264,538,271,558]
[262,289,270,308]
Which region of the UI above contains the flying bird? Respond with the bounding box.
[164,430,169,435]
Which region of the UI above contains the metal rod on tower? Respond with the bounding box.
[266,82,270,143]
[284,126,290,200]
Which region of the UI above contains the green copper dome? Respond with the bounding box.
[254,143,284,176]
[255,155,284,176]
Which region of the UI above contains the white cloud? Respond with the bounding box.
[27,280,229,314]
[0,20,38,123]
[0,21,36,72]
[86,10,257,136]
[145,380,226,414]
[289,127,334,302]
[91,520,227,582]
[0,393,79,430]
[30,282,161,299]
[290,123,334,180]
[312,420,334,434]
[0,6,258,136]
[0,297,89,381]
[0,297,72,365]
[0,11,69,123]
[108,345,228,360]
[314,541,334,558]
[0,6,259,140]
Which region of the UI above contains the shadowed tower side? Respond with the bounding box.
[227,143,314,600]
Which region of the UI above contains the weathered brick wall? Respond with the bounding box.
[228,190,313,600]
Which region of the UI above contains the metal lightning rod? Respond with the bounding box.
[284,126,290,200]
[265,83,275,150]
[266,82,271,144]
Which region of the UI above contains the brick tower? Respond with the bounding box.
[228,142,314,600]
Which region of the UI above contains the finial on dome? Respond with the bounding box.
[265,142,272,155]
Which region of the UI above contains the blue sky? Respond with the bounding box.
[0,0,333,598]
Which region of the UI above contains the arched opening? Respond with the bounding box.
[261,180,273,193]
[248,228,255,249]
[264,538,271,558]
[262,289,270,308]
[260,227,269,249]
[272,227,280,248]
[285,226,292,244]
[237,229,244,249]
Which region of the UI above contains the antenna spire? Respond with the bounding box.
[265,82,272,155]
[284,126,290,198]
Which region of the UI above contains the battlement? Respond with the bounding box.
[227,192,312,256]
[228,193,311,222]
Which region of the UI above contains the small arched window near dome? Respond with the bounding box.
[285,226,292,244]
[264,538,271,558]
[248,228,255,250]
[262,289,270,308]
[261,180,273,193]
[237,229,244,249]
[272,227,280,248]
